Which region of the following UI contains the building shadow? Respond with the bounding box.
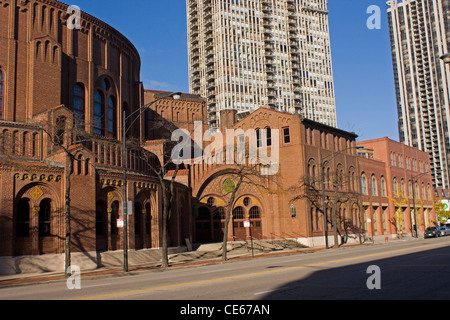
[261,244,450,300]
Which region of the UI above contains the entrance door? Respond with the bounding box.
[249,206,262,239]
[134,203,143,250]
[96,201,108,252]
[110,201,119,250]
[233,207,246,241]
[195,207,212,243]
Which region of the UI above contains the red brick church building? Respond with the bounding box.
[0,0,436,266]
[0,0,196,258]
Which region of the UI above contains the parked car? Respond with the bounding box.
[425,227,441,238]
[440,226,450,236]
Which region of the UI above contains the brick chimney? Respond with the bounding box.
[219,109,237,132]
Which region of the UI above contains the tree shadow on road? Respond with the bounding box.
[260,245,450,300]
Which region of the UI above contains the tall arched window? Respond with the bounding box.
[371,175,378,196]
[265,127,272,147]
[290,204,297,218]
[393,178,398,195]
[408,180,413,197]
[39,199,52,237]
[94,90,104,135]
[361,173,368,195]
[108,96,117,137]
[73,83,85,127]
[380,176,387,197]
[95,77,117,138]
[0,69,4,120]
[256,129,262,148]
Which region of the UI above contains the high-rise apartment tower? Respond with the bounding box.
[187,0,337,130]
[387,0,450,191]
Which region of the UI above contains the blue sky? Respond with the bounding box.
[72,0,399,142]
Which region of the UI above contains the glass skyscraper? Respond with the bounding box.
[187,0,337,130]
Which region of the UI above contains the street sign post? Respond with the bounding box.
[122,201,133,216]
[244,220,254,257]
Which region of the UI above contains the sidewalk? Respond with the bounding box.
[0,235,422,287]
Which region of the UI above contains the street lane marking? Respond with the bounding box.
[75,242,446,300]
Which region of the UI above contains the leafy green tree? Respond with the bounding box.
[434,200,450,225]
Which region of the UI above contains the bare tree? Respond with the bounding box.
[289,168,362,247]
[32,108,96,276]
[202,139,280,262]
[127,113,186,268]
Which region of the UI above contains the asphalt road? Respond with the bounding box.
[1,237,450,303]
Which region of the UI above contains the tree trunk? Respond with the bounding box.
[332,204,338,247]
[222,200,234,262]
[65,154,73,277]
[161,185,170,268]
[222,178,243,261]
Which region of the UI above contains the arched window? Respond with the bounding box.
[103,78,110,91]
[249,207,261,219]
[0,69,4,120]
[94,90,104,135]
[371,175,378,196]
[361,173,368,195]
[73,83,85,127]
[408,180,413,197]
[393,178,398,195]
[17,198,30,238]
[207,197,215,207]
[290,204,297,218]
[95,77,117,138]
[265,127,272,147]
[233,207,244,220]
[108,96,116,137]
[256,129,262,148]
[55,116,66,146]
[39,199,52,237]
[380,176,387,197]
[400,179,405,196]
[76,154,83,175]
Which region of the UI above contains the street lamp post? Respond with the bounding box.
[121,91,181,273]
